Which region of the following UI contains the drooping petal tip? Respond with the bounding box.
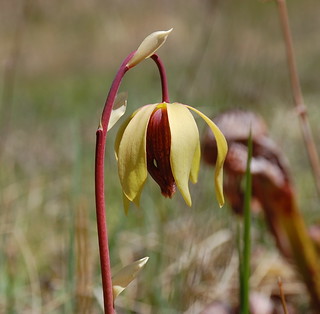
[186,105,228,207]
[167,103,200,207]
[127,29,173,68]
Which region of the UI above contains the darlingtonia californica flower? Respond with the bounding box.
[115,102,227,212]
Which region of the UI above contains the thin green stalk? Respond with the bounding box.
[65,202,75,314]
[237,220,244,304]
[240,133,252,314]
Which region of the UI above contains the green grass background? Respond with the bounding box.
[1,0,320,312]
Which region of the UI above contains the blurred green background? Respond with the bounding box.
[1,0,320,313]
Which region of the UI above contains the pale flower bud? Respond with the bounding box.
[127,29,173,68]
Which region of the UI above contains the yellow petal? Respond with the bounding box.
[167,103,200,206]
[127,29,173,68]
[186,106,228,207]
[115,111,136,161]
[190,140,201,184]
[112,257,149,301]
[107,92,128,131]
[122,193,130,215]
[117,104,157,202]
[122,192,143,215]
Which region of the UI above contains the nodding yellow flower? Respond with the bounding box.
[115,102,227,213]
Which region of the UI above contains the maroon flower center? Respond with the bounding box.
[146,106,176,198]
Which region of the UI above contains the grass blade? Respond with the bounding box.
[240,132,252,314]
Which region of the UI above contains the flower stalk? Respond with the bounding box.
[95,30,172,313]
[95,52,133,314]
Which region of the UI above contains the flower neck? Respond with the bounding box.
[101,51,135,134]
[151,54,170,103]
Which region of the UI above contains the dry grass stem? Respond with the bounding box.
[278,277,289,314]
[14,229,42,314]
[276,0,320,196]
[75,201,93,314]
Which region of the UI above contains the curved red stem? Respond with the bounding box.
[151,54,170,103]
[94,52,169,313]
[95,52,133,314]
